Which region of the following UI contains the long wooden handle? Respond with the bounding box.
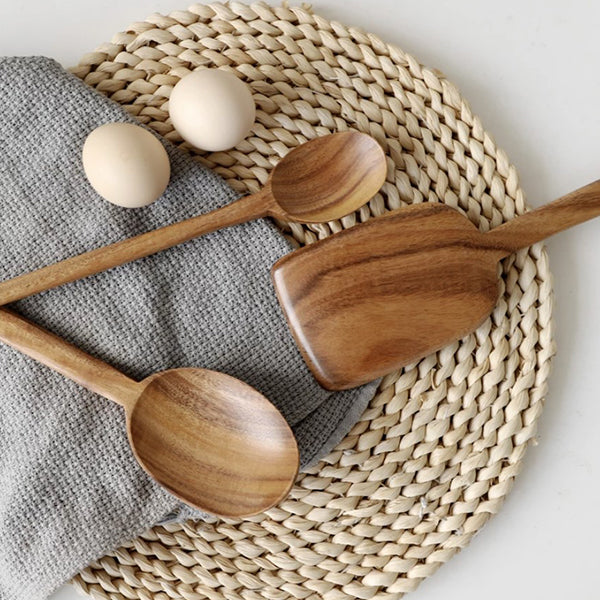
[485,179,600,255]
[0,190,270,306]
[0,307,140,409]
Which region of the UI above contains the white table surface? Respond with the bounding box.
[1,1,599,598]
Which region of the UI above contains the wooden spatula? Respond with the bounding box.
[272,179,600,390]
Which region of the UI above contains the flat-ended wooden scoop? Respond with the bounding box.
[0,131,386,305]
[273,179,600,390]
[0,307,299,517]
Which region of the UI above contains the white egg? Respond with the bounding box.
[82,122,171,208]
[169,69,255,152]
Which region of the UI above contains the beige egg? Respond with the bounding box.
[169,69,255,152]
[82,122,171,208]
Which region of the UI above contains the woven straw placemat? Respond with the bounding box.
[69,2,555,598]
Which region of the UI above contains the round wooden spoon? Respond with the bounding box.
[0,131,387,305]
[0,307,299,518]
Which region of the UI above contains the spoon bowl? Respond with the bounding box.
[268,131,388,222]
[128,368,299,518]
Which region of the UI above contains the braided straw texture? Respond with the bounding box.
[70,3,555,599]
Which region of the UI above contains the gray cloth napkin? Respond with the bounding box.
[0,57,377,600]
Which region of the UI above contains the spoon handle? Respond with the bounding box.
[0,307,139,409]
[485,179,600,256]
[0,190,271,306]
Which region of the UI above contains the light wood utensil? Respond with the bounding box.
[272,179,600,390]
[0,307,299,517]
[0,131,386,305]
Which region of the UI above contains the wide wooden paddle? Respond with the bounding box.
[0,131,386,305]
[272,179,600,390]
[0,307,299,517]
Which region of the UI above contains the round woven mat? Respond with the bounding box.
[70,3,555,598]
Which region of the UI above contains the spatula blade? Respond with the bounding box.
[272,204,501,390]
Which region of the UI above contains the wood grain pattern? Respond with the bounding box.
[0,307,299,517]
[272,179,600,390]
[131,369,299,517]
[270,130,387,222]
[0,131,386,306]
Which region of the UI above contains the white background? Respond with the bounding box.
[1,0,599,598]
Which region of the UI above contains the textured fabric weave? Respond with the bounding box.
[0,57,376,600]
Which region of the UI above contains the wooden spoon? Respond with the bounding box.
[272,179,600,390]
[0,131,386,305]
[0,307,299,517]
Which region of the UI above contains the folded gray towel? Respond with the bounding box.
[0,57,377,600]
